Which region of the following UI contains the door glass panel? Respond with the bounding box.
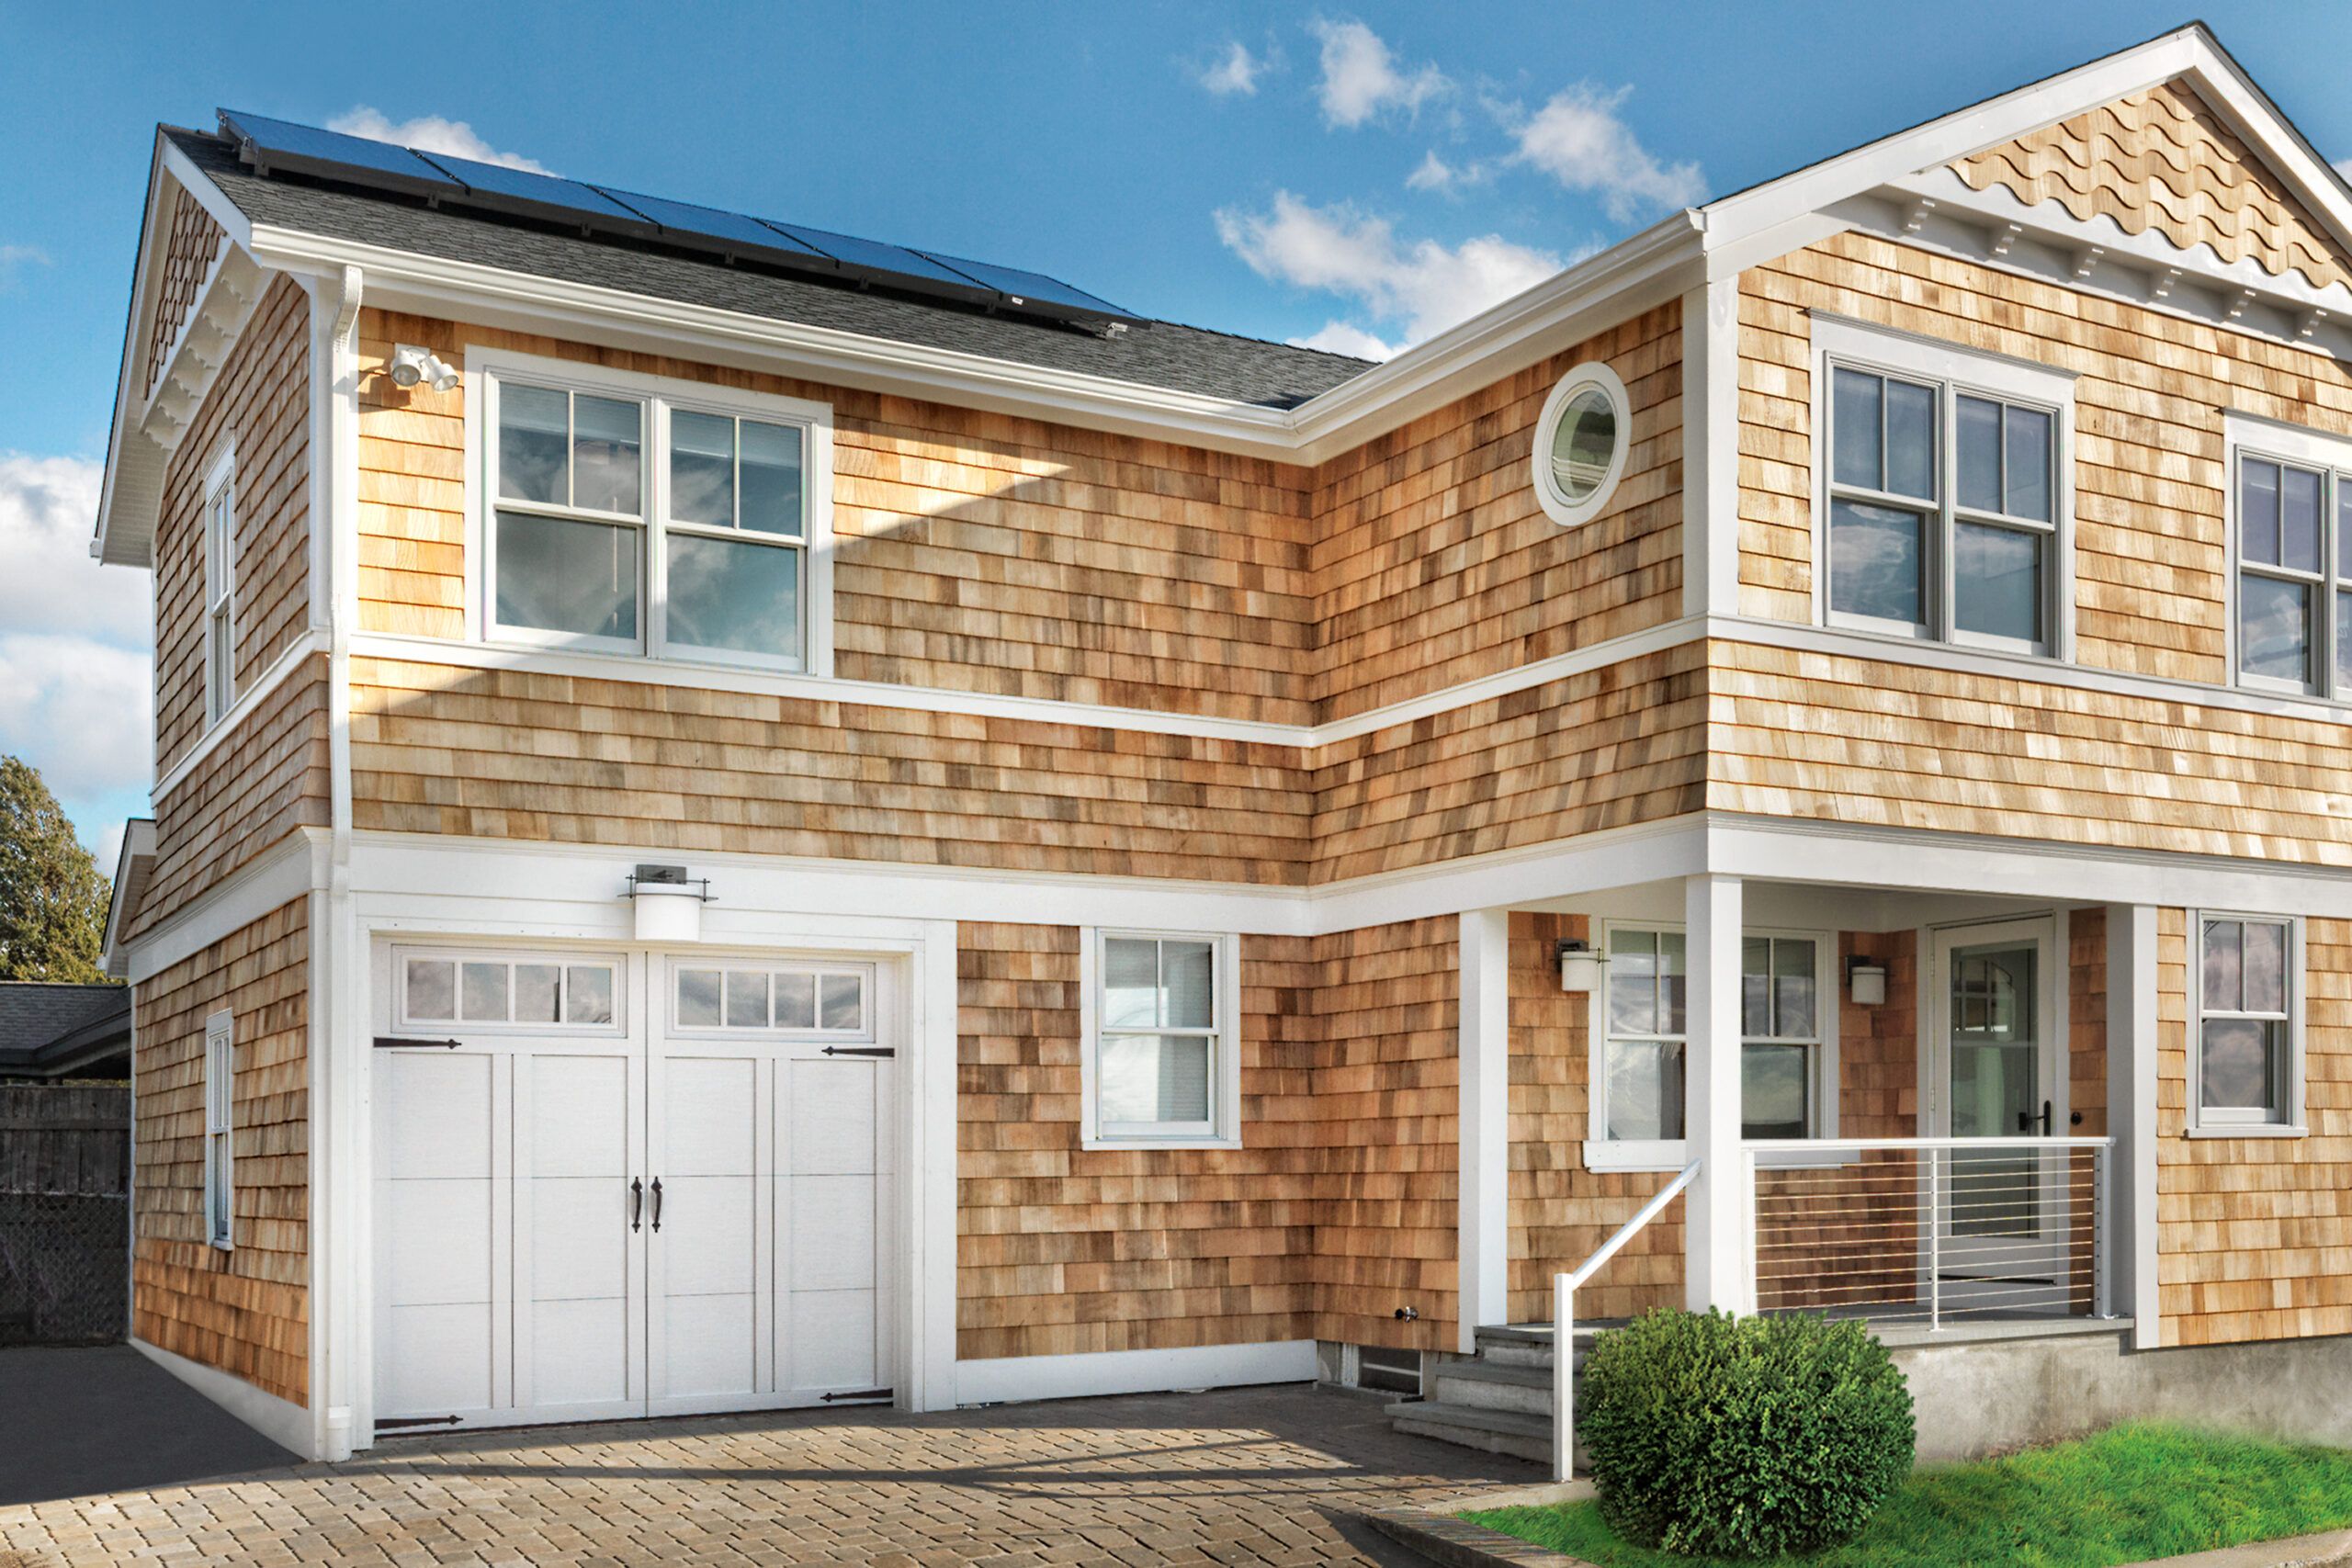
[1948,942,2038,1238]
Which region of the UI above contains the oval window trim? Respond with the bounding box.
[1532,361,1631,527]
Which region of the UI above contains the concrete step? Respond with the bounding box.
[1470,1322,1605,1370]
[1427,1358,1557,1416]
[1385,1398,1555,1466]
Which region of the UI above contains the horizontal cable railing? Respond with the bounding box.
[1742,1137,2115,1332]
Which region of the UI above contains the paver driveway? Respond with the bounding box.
[0,1382,1540,1566]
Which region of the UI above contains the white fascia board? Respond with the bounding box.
[99,818,158,977]
[124,829,326,984]
[2177,38,2352,265]
[94,139,175,570]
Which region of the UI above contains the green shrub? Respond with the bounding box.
[1579,1308,1915,1559]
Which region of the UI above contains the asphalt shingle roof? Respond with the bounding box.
[0,983,127,1057]
[167,129,1376,411]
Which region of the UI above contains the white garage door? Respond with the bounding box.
[373,948,896,1432]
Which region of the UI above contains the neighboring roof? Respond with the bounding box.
[0,983,131,1079]
[164,128,1373,412]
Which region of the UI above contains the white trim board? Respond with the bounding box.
[953,1339,1317,1407]
[130,1335,312,1460]
[125,830,324,984]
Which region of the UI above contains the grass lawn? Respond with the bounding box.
[1463,1425,2352,1568]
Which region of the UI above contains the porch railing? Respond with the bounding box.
[1743,1136,2115,1332]
[1550,1157,1701,1483]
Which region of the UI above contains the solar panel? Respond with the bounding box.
[588,187,835,266]
[412,151,651,229]
[758,222,990,294]
[918,252,1132,320]
[218,110,461,197]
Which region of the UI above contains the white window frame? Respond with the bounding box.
[203,1009,234,1251]
[1531,360,1632,527]
[667,957,877,1042]
[1583,919,1840,1175]
[1079,928,1243,1150]
[392,945,628,1038]
[469,345,835,677]
[2222,412,2352,701]
[2187,909,2307,1138]
[202,446,237,728]
[1811,314,2076,660]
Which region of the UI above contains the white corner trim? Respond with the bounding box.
[1683,278,1740,618]
[909,919,961,1413]
[953,1339,1317,1406]
[1456,908,1510,1350]
[130,1335,312,1459]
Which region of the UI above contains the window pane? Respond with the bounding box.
[1955,522,2043,644]
[1831,369,1882,491]
[1550,387,1619,503]
[460,963,508,1021]
[496,512,639,640]
[740,421,806,536]
[514,964,561,1023]
[1742,1043,1810,1140]
[1102,939,1159,1028]
[2282,466,2323,574]
[1161,942,1216,1029]
[677,969,722,1028]
[1741,937,1771,1038]
[1609,931,1657,1035]
[1658,932,1687,1035]
[1957,394,2002,513]
[2201,1017,2278,1111]
[1829,500,1926,626]
[666,534,800,659]
[1774,940,1817,1040]
[2240,574,2312,685]
[2005,405,2052,522]
[775,973,816,1029]
[1100,1033,1211,1125]
[567,966,615,1026]
[2342,487,2352,578]
[2241,459,2281,567]
[670,410,736,527]
[573,396,642,514]
[725,971,769,1028]
[2202,919,2243,1014]
[2340,591,2352,694]
[1884,378,1936,501]
[820,974,864,1031]
[406,959,456,1021]
[1606,1040,1685,1141]
[499,383,569,504]
[2243,922,2287,1016]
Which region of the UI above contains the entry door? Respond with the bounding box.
[1926,919,2064,1293]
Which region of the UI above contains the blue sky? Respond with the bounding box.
[3,0,2350,860]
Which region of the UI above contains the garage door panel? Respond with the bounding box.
[529,1055,630,1178]
[530,1178,631,1300]
[382,1302,496,1416]
[530,1297,632,1407]
[662,1292,756,1398]
[786,1060,876,1175]
[662,1057,757,1176]
[380,1054,494,1177]
[385,1179,493,1306]
[786,1175,876,1292]
[786,1291,876,1391]
[659,1177,756,1296]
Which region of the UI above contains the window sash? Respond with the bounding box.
[2195,916,2297,1126]
[1091,931,1229,1141]
[2234,452,2346,697]
[203,1021,232,1249]
[1600,925,1830,1145]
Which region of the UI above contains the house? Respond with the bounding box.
[87,23,2352,1465]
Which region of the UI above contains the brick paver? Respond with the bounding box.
[0,1383,1538,1566]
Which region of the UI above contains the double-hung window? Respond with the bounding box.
[2229,417,2352,696]
[2191,913,2304,1134]
[1816,317,2072,656]
[1083,931,1240,1147]
[203,1010,234,1250]
[1740,935,1824,1140]
[203,448,237,727]
[484,356,829,671]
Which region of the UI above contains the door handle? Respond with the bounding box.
[629,1179,643,1233]
[650,1178,663,1233]
[2016,1100,2053,1135]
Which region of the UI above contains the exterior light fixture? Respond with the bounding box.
[1849,957,1888,1007]
[388,343,460,393]
[1557,939,1601,994]
[626,863,712,942]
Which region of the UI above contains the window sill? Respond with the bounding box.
[1081,1135,1243,1153]
[2186,1123,2307,1140]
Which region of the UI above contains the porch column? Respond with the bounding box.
[2106,903,2160,1348]
[1457,908,1510,1350]
[1684,874,1749,1314]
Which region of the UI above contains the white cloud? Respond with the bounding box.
[1290,321,1400,361]
[1216,190,1562,350]
[1406,149,1489,195]
[0,455,153,850]
[327,107,552,174]
[1199,40,1265,96]
[1309,18,1448,129]
[1510,84,1704,220]
[2336,155,2352,183]
[0,243,49,293]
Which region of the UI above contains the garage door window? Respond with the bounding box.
[673,964,870,1037]
[399,952,621,1032]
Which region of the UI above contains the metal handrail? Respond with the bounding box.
[1552,1157,1700,1483]
[1742,1135,2114,1152]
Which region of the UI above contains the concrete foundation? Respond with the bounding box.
[1895,1326,2352,1462]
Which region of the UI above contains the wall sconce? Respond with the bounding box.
[1557,939,1601,994]
[1848,957,1888,1007]
[626,863,712,942]
[388,343,460,392]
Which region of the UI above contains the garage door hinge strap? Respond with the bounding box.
[820,1045,896,1057]
[374,1035,462,1050]
[820,1388,895,1403]
[376,1415,464,1429]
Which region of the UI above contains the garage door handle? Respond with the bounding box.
[629,1179,643,1233]
[650,1178,663,1233]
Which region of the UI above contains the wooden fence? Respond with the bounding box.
[0,1083,130,1345]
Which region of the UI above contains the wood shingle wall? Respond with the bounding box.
[131,898,309,1406]
[145,187,224,400]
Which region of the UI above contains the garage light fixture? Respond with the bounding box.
[1849,956,1888,1007]
[388,343,460,393]
[1556,939,1600,994]
[626,863,712,942]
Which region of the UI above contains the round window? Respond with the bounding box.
[1532,363,1631,526]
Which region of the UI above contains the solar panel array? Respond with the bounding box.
[218,109,1140,327]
